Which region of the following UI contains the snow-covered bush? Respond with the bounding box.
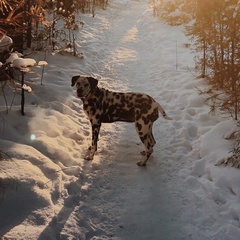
[0,47,47,115]
[223,129,240,168]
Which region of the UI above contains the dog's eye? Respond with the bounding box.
[84,83,88,87]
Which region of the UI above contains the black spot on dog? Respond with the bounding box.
[142,116,150,125]
[91,107,97,115]
[140,134,148,142]
[136,122,142,131]
[149,108,159,122]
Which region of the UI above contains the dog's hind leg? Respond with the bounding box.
[135,121,155,166]
[140,125,156,156]
[137,135,153,166]
[150,127,156,148]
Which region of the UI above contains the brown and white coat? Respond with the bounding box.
[71,75,172,166]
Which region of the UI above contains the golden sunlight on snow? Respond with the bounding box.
[111,47,137,63]
[122,26,138,42]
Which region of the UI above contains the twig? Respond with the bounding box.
[0,150,12,160]
[0,113,6,135]
[1,82,9,113]
[43,166,79,187]
[0,150,19,167]
[176,40,178,70]
[21,71,25,115]
[41,50,47,85]
[187,66,198,78]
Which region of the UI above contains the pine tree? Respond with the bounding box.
[185,0,240,120]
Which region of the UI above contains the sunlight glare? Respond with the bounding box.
[30,134,36,141]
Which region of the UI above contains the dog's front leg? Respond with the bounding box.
[85,121,101,160]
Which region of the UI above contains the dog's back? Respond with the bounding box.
[85,87,159,123]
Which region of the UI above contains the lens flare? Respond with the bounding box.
[30,134,36,141]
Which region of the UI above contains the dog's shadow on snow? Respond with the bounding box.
[37,198,77,240]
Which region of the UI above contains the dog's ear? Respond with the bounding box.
[71,75,80,86]
[87,77,98,89]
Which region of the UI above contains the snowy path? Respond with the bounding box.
[78,2,192,239]
[58,1,217,239]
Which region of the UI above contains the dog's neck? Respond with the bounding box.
[80,86,102,101]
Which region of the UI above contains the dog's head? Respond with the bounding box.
[71,75,98,98]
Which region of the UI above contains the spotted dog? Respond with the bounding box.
[71,75,172,166]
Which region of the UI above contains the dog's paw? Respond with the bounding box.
[137,161,146,167]
[84,155,93,161]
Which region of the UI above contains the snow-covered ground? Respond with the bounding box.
[1,0,240,239]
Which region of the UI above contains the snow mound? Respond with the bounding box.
[12,58,37,68]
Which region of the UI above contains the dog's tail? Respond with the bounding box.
[156,102,173,120]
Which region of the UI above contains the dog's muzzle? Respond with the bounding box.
[77,88,84,97]
[77,88,92,98]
